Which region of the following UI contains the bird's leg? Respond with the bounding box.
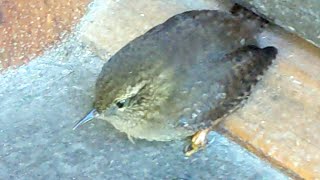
[127,134,136,144]
[184,128,211,156]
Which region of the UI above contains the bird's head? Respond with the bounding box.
[73,50,189,140]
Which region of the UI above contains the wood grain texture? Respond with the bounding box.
[223,28,320,179]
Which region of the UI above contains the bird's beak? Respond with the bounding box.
[73,109,98,130]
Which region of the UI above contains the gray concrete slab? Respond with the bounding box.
[0,0,289,179]
[233,0,320,48]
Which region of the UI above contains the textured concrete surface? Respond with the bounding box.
[0,0,90,70]
[0,0,288,179]
[232,0,320,48]
[79,0,320,179]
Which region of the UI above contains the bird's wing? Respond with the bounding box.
[172,45,277,131]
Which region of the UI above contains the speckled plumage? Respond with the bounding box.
[93,10,277,141]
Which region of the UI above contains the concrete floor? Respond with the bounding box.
[0,1,288,178]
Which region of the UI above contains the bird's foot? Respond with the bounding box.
[184,128,210,156]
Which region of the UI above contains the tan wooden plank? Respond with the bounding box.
[223,28,320,179]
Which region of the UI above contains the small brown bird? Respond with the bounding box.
[74,8,277,156]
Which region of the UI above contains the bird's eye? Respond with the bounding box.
[116,99,126,108]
